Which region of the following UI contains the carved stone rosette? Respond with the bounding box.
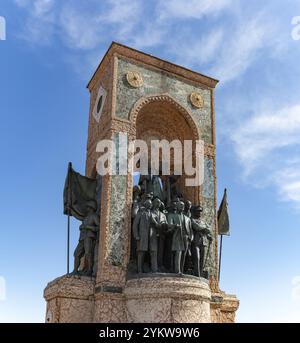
[126,71,143,88]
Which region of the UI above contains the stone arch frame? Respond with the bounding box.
[128,93,202,204]
[129,94,200,141]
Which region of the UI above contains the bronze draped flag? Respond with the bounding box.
[217,188,230,236]
[63,162,97,221]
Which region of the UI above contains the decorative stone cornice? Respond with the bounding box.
[87,42,219,91]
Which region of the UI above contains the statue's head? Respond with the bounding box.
[169,198,179,213]
[185,200,192,210]
[144,199,152,210]
[176,201,185,212]
[133,185,141,196]
[152,197,161,209]
[145,192,153,200]
[159,201,165,212]
[192,205,203,218]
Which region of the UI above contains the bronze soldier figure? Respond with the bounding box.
[184,200,192,218]
[130,185,142,262]
[150,198,167,272]
[132,185,141,219]
[132,199,152,273]
[73,200,99,276]
[191,205,212,278]
[168,201,193,274]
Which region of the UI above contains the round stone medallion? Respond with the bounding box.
[126,71,143,88]
[190,92,204,108]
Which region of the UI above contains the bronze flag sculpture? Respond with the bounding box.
[63,162,100,276]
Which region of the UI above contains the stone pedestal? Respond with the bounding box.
[44,275,95,323]
[124,275,211,323]
[93,291,127,323]
[44,274,239,323]
[210,292,239,323]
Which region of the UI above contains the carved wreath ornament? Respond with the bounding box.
[126,71,143,88]
[190,92,204,108]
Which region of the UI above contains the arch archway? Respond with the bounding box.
[129,94,201,204]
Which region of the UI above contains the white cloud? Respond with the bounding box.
[14,0,56,44]
[274,164,300,207]
[198,29,224,64]
[157,0,232,20]
[130,22,168,49]
[233,104,300,172]
[163,12,282,85]
[98,0,143,41]
[13,0,286,86]
[33,0,54,16]
[14,0,143,49]
[14,0,30,7]
[59,7,103,50]
[104,0,141,25]
[232,104,300,207]
[169,28,224,67]
[210,14,274,83]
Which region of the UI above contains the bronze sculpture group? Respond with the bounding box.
[131,174,212,279]
[70,171,212,280]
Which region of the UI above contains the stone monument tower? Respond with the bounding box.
[44,42,239,323]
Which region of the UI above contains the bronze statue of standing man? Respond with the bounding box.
[132,199,152,273]
[150,198,167,272]
[167,201,193,274]
[191,205,212,278]
[73,200,99,276]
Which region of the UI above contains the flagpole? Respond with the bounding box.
[218,234,223,282]
[67,212,70,274]
[67,162,72,275]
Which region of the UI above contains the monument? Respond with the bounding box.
[44,42,239,323]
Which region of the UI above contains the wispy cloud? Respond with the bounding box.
[163,11,282,85]
[103,0,142,39]
[14,0,56,44]
[59,6,104,50]
[14,0,272,86]
[14,0,143,48]
[232,104,300,207]
[157,0,232,20]
[129,22,168,49]
[14,0,30,7]
[233,105,300,173]
[274,163,300,207]
[210,15,271,82]
[33,0,54,16]
[168,28,224,67]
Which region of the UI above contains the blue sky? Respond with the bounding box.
[1,0,300,322]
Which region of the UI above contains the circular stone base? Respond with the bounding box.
[124,276,211,323]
